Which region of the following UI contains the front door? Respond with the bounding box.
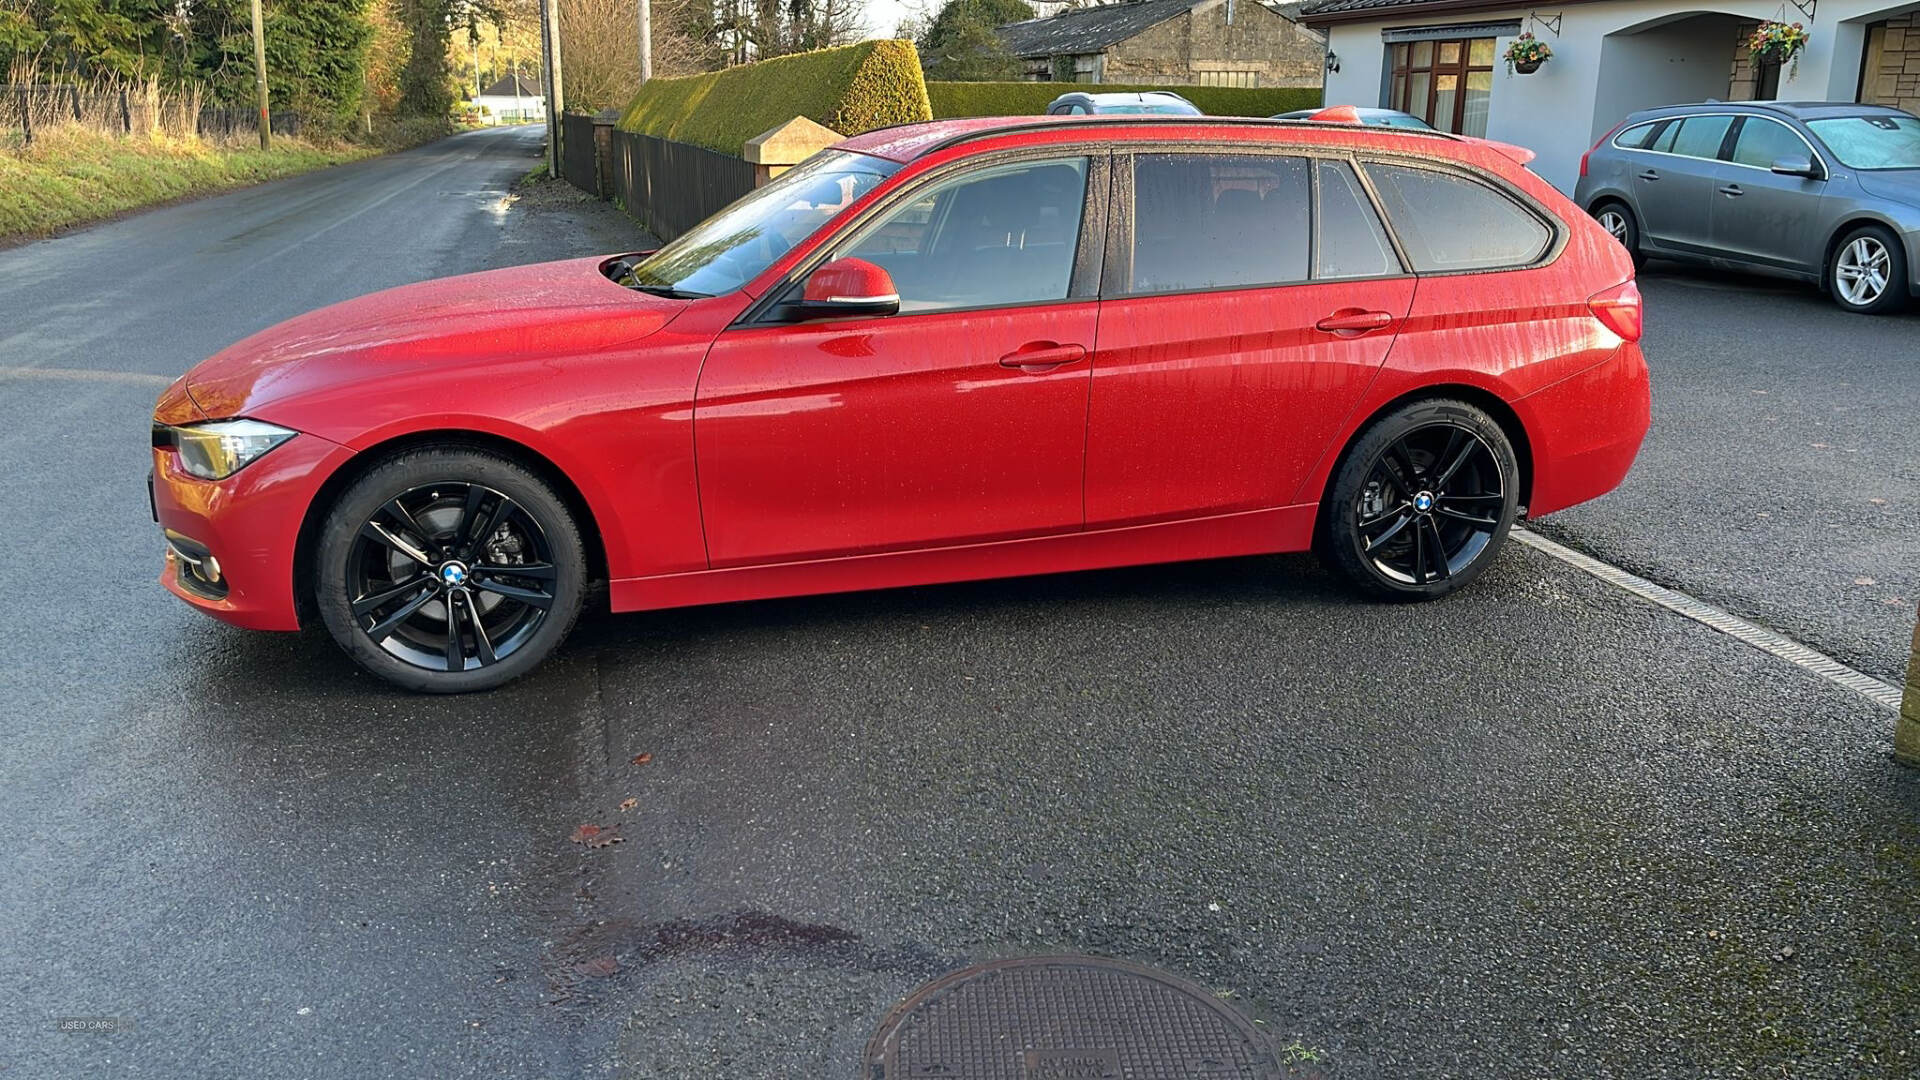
[1708,115,1827,271]
[1086,153,1414,526]
[694,155,1101,566]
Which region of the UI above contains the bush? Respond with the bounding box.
[926,81,1323,119]
[617,40,932,155]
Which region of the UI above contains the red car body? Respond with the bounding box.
[154,116,1649,633]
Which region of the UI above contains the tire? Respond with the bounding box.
[1319,399,1521,601]
[1828,224,1909,315]
[1592,201,1646,270]
[315,446,586,693]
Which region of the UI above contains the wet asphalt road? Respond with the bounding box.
[0,126,1915,1078]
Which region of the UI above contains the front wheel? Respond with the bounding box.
[315,447,586,693]
[1828,224,1909,315]
[1319,400,1521,600]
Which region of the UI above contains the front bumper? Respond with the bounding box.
[152,431,354,631]
[1515,342,1652,518]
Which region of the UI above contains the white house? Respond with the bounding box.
[1304,0,1920,193]
[472,73,544,126]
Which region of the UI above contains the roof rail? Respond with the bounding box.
[915,114,1466,157]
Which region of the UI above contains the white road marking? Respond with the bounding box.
[0,366,172,387]
[1512,528,1904,712]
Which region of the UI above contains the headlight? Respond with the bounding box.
[167,419,298,480]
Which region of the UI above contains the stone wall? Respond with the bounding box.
[1101,0,1322,88]
[1861,15,1920,114]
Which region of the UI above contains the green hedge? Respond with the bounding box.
[617,41,933,155]
[926,81,1323,119]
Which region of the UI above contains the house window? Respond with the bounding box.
[1195,68,1257,87]
[1387,38,1494,136]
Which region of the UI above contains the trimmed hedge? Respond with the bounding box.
[927,81,1323,119]
[617,41,933,155]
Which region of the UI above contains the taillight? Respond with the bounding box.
[1581,122,1626,178]
[1588,280,1643,343]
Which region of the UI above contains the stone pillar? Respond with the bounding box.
[1899,606,1920,768]
[743,116,843,187]
[592,108,618,199]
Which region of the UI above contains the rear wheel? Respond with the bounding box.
[1592,201,1645,270]
[316,447,586,693]
[1319,400,1520,600]
[1828,224,1909,315]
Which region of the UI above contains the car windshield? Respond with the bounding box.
[1099,102,1200,115]
[1806,114,1920,170]
[624,150,899,296]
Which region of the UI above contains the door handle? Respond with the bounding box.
[998,342,1087,372]
[1637,170,1660,181]
[1315,309,1395,336]
[1717,184,1745,197]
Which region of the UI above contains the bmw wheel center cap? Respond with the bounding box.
[1413,491,1435,513]
[440,561,469,587]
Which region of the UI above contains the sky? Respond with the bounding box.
[862,0,927,40]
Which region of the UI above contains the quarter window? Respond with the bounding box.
[1729,117,1808,167]
[1612,121,1661,150]
[1128,153,1310,293]
[837,157,1088,313]
[1361,162,1550,273]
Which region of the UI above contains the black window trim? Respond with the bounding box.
[734,144,1113,327]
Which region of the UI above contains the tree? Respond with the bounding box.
[184,0,376,133]
[916,0,1030,80]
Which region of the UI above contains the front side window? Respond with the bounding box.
[1361,161,1550,273]
[1386,37,1493,137]
[1806,113,1920,169]
[628,150,898,297]
[1128,153,1309,293]
[836,157,1088,313]
[1729,117,1811,168]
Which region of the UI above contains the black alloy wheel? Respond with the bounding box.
[1321,399,1519,600]
[317,447,585,692]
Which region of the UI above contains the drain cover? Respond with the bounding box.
[865,954,1280,1080]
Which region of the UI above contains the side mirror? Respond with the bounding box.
[1770,155,1822,179]
[797,257,899,319]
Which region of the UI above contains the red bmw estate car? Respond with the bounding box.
[151,114,1650,692]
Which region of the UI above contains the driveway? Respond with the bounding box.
[0,128,1913,1079]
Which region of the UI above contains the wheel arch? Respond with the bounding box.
[1316,384,1534,516]
[290,428,611,625]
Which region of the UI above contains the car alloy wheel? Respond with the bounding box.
[1835,235,1891,307]
[316,447,585,693]
[1591,202,1644,269]
[1354,425,1504,586]
[348,482,557,673]
[1320,399,1519,600]
[1597,208,1629,245]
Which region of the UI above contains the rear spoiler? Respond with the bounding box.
[1463,137,1537,167]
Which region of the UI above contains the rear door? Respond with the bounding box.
[1632,113,1735,252]
[1708,115,1829,272]
[1085,152,1414,527]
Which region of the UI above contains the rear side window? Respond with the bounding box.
[1360,162,1551,273]
[1729,117,1808,167]
[1128,153,1309,292]
[1314,160,1398,279]
[1669,115,1735,159]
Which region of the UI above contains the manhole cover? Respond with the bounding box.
[865,954,1280,1080]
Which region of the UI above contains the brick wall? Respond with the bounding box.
[1101,0,1322,88]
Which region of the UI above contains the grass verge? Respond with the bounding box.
[0,118,459,242]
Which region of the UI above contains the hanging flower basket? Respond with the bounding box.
[1503,32,1552,75]
[1748,21,1809,77]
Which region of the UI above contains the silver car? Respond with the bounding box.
[1575,101,1920,314]
[1044,91,1200,116]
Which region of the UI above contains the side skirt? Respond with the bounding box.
[609,503,1320,613]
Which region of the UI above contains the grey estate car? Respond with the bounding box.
[1044,91,1200,116]
[1575,101,1920,313]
